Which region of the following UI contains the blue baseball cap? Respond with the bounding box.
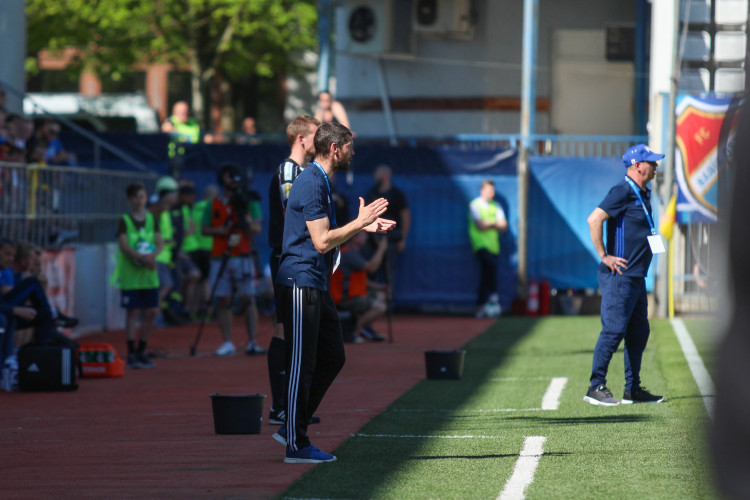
[622,144,665,167]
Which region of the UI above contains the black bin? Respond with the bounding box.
[424,350,466,380]
[210,394,266,434]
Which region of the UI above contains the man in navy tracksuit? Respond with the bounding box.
[272,122,396,463]
[584,144,666,407]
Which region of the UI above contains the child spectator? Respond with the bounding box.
[149,176,183,326]
[112,183,164,369]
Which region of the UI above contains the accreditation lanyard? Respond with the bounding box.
[624,176,656,235]
[312,161,336,227]
[312,161,341,272]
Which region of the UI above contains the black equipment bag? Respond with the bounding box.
[18,345,78,392]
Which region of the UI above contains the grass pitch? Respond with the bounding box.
[278,316,719,500]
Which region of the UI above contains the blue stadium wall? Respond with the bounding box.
[76,133,655,310]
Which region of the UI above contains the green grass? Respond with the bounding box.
[681,316,720,380]
[278,317,718,500]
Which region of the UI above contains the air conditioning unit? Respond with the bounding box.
[337,0,395,54]
[413,0,475,38]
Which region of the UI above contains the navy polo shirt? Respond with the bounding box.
[276,164,336,291]
[598,176,654,277]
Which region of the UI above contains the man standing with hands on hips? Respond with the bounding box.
[584,144,666,407]
[273,122,396,463]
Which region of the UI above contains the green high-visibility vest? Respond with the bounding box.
[179,204,199,253]
[113,213,159,290]
[468,198,501,255]
[156,210,174,265]
[167,116,200,158]
[192,199,213,251]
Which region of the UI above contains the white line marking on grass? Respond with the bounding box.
[354,433,503,439]
[540,377,567,410]
[671,318,715,416]
[497,436,547,500]
[390,408,545,413]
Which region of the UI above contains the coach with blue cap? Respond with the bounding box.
[583,144,667,406]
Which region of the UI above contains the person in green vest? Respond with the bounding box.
[161,101,201,177]
[171,184,202,319]
[468,179,507,318]
[113,182,164,369]
[149,176,181,325]
[188,185,218,317]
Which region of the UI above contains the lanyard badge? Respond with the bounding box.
[624,176,665,254]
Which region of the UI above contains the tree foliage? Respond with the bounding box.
[26,0,319,126]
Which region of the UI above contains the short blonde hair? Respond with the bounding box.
[286,115,321,148]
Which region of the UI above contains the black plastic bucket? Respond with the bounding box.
[210,393,266,434]
[424,350,466,380]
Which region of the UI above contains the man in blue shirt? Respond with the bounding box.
[273,122,396,463]
[584,144,666,406]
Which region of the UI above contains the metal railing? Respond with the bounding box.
[0,162,156,248]
[210,132,649,157]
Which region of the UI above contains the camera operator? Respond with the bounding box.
[201,163,266,356]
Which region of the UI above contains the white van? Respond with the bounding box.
[23,92,160,133]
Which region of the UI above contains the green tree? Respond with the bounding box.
[26,0,318,129]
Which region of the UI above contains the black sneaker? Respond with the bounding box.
[622,386,664,404]
[268,408,321,425]
[268,408,286,425]
[126,353,143,369]
[136,352,156,369]
[360,326,385,342]
[583,384,620,406]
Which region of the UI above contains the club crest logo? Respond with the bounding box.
[675,95,739,223]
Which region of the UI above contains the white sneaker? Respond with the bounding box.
[487,303,502,318]
[215,341,236,356]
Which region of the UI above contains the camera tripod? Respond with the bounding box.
[189,251,231,356]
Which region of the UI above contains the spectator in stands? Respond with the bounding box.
[30,117,76,166]
[468,179,507,318]
[202,163,266,356]
[1,144,24,163]
[235,116,261,145]
[149,176,183,326]
[5,114,28,151]
[330,232,388,342]
[113,183,163,369]
[0,84,6,109]
[314,91,351,131]
[25,137,48,164]
[162,101,201,176]
[364,165,411,305]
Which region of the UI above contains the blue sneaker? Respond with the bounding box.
[284,445,337,464]
[272,425,287,446]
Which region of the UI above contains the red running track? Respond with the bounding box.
[0,314,493,499]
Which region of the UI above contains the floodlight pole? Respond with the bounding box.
[317,0,333,92]
[656,0,681,318]
[518,0,539,300]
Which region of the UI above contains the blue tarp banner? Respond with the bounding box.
[77,133,652,309]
